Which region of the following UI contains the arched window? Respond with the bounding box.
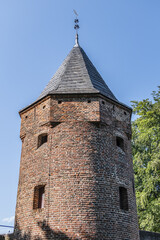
[38,133,48,148]
[116,136,124,151]
[119,187,128,211]
[33,185,45,209]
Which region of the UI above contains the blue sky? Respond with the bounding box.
[0,0,160,234]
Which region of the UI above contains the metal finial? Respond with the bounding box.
[73,10,80,47]
[75,33,79,47]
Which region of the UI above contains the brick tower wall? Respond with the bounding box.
[14,95,140,240]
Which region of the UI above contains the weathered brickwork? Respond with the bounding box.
[2,231,160,240]
[140,231,160,240]
[14,94,140,240]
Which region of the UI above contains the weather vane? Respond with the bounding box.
[73,10,80,34]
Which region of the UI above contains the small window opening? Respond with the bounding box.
[102,101,105,105]
[88,100,91,103]
[124,111,127,115]
[25,116,28,119]
[132,180,135,194]
[126,133,131,140]
[58,100,62,104]
[33,185,45,209]
[38,133,48,148]
[119,187,128,211]
[43,105,46,109]
[116,136,124,151]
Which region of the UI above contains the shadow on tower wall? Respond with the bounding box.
[14,220,77,240]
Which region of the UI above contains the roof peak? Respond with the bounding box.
[37,45,118,103]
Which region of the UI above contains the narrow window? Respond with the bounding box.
[38,133,48,148]
[132,180,135,194]
[116,136,124,151]
[33,185,45,209]
[119,187,128,211]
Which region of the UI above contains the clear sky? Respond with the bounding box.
[0,0,160,234]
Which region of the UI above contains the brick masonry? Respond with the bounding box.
[2,231,160,240]
[139,231,160,240]
[14,94,140,239]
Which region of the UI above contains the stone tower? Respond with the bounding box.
[14,35,140,240]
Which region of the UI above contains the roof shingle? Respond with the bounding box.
[38,45,118,102]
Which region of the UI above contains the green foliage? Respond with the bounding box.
[132,86,160,232]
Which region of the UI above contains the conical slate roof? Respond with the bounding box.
[38,41,118,102]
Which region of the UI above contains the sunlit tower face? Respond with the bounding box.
[14,14,140,239]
